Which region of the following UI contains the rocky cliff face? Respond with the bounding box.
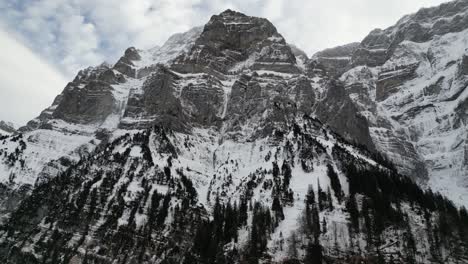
[173,10,299,75]
[323,0,468,205]
[0,3,468,264]
[0,121,15,135]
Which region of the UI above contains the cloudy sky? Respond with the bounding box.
[0,0,451,126]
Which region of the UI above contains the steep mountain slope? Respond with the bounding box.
[313,0,468,206]
[1,117,467,263]
[0,4,467,264]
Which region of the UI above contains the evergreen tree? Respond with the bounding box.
[288,232,299,260]
[312,204,321,243]
[272,162,280,179]
[346,194,360,232]
[147,191,162,231]
[326,164,343,202]
[239,198,248,227]
[156,192,171,226]
[459,206,468,239]
[317,180,327,212]
[304,185,321,242]
[224,202,238,243]
[272,196,285,224]
[326,187,334,211]
[403,215,416,263]
[306,185,315,205]
[304,242,322,264]
[362,198,373,249]
[247,202,272,263]
[213,197,224,242]
[282,162,292,191]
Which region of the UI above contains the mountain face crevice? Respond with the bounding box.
[1,2,468,263]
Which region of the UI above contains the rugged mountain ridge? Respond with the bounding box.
[313,0,468,205]
[0,2,467,263]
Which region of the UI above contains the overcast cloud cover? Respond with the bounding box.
[0,0,450,125]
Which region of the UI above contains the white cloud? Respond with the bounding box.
[0,1,103,77]
[0,0,452,76]
[0,27,67,126]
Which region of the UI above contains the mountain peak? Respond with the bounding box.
[218,9,247,18]
[173,9,300,74]
[208,9,265,27]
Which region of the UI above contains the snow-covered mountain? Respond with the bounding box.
[325,0,468,206]
[0,4,467,264]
